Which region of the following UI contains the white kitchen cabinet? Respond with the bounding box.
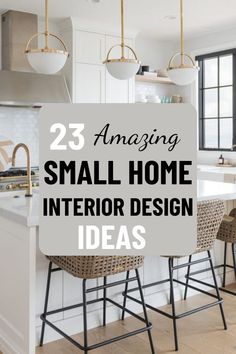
[0,216,37,354]
[62,25,136,103]
[105,35,135,103]
[36,248,63,328]
[75,31,105,64]
[75,63,105,103]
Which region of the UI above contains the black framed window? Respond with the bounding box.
[197,49,236,151]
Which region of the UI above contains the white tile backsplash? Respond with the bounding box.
[135,82,184,103]
[135,82,173,100]
[0,106,39,167]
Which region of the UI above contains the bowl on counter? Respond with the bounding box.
[157,69,168,78]
[171,95,182,103]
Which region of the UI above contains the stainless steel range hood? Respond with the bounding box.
[0,10,71,106]
[0,70,71,106]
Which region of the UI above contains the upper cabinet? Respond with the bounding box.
[75,63,105,103]
[75,31,105,65]
[61,24,135,104]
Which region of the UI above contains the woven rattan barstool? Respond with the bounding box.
[182,208,236,296]
[216,208,236,295]
[39,256,155,354]
[123,200,227,351]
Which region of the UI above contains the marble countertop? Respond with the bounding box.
[197,180,236,201]
[198,164,236,175]
[0,190,39,227]
[1,180,236,227]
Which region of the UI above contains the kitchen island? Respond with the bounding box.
[1,181,236,354]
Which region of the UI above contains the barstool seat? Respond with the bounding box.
[47,255,144,279]
[39,255,155,354]
[216,208,236,294]
[218,209,236,243]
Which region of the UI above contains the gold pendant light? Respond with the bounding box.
[167,0,199,86]
[104,0,141,80]
[25,0,69,75]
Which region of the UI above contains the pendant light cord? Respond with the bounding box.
[180,0,184,66]
[45,0,49,49]
[121,0,125,58]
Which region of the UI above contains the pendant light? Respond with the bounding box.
[167,0,199,86]
[25,0,69,75]
[104,0,141,80]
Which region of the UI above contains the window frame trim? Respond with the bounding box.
[197,48,236,152]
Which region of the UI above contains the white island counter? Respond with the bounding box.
[1,180,236,354]
[197,180,236,201]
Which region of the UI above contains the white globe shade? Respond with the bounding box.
[105,60,140,80]
[26,51,68,75]
[167,67,199,86]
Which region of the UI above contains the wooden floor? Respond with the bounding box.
[36,286,236,354]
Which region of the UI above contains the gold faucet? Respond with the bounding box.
[12,143,33,197]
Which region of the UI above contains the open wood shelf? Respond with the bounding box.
[135,75,174,85]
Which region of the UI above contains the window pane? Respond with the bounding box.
[204,89,218,117]
[220,87,233,117]
[220,55,232,86]
[204,119,218,148]
[204,58,218,88]
[220,119,233,149]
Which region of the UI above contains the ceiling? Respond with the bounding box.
[1,0,236,40]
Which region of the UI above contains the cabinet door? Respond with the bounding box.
[105,35,135,103]
[75,63,105,103]
[75,31,105,65]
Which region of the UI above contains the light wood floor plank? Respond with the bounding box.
[35,285,236,354]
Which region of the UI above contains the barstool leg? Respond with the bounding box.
[168,257,178,351]
[82,279,88,354]
[121,271,130,320]
[135,268,156,354]
[207,250,227,330]
[40,261,53,346]
[103,276,107,326]
[184,255,192,300]
[169,257,173,305]
[232,243,236,281]
[222,242,227,287]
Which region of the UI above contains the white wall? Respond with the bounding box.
[135,36,187,101]
[0,15,1,69]
[136,36,175,71]
[185,27,236,57]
